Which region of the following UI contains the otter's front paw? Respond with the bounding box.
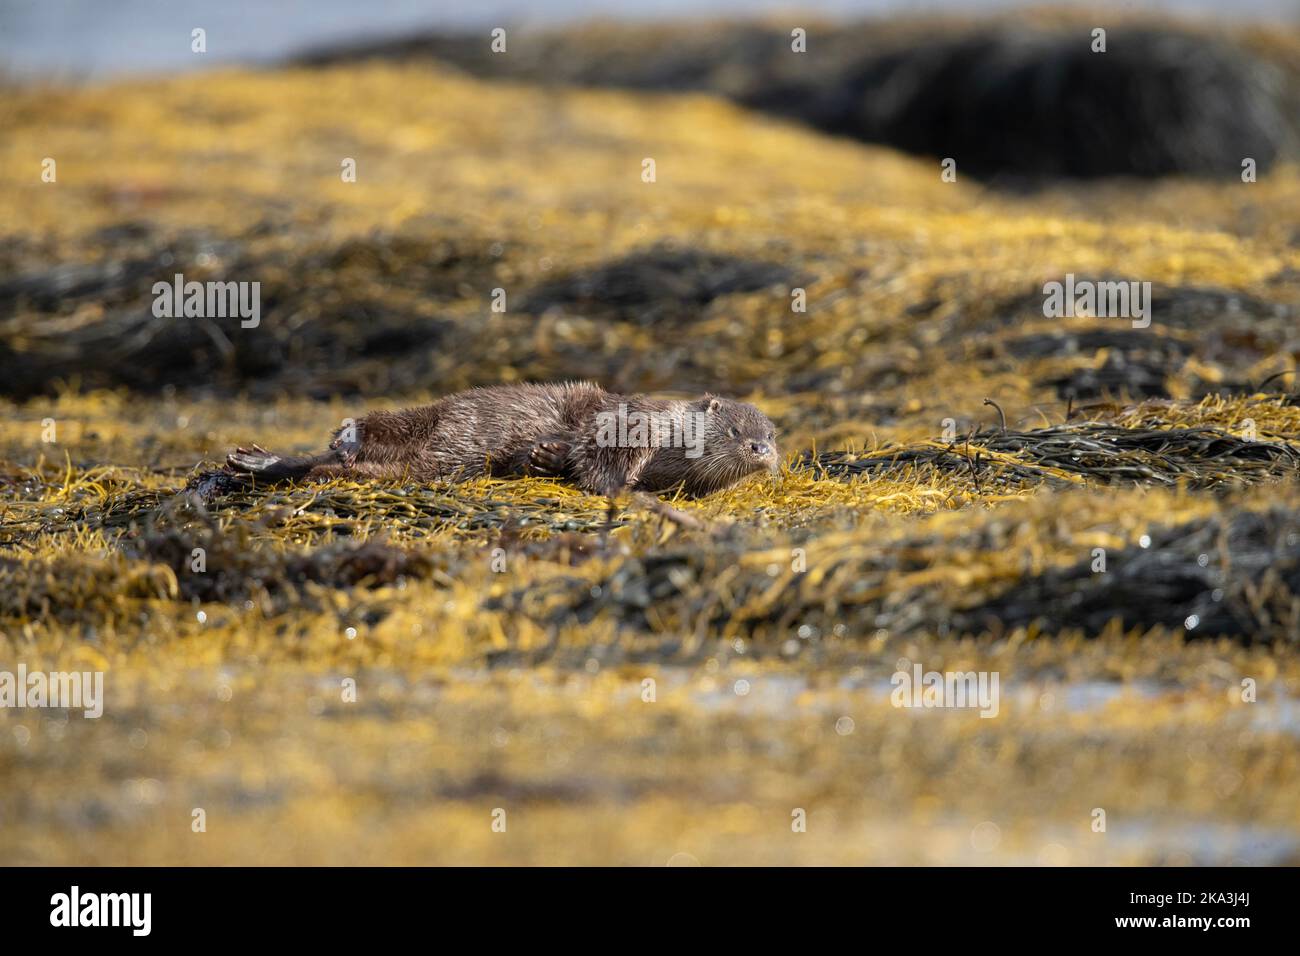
[529,440,571,476]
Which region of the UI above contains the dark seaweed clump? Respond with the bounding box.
[490,505,1300,650]
[122,520,443,608]
[523,246,795,324]
[0,226,484,399]
[808,422,1300,491]
[957,507,1300,639]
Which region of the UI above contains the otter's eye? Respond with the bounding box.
[727,427,739,438]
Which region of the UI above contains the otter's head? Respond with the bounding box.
[680,395,780,496]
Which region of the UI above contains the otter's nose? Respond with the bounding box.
[750,441,771,456]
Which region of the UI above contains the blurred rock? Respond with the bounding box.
[297,18,1298,181]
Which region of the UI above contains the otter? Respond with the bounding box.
[225,382,779,497]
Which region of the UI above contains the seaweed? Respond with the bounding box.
[523,246,796,325]
[956,507,1300,640]
[808,420,1300,491]
[491,497,1300,649]
[0,226,489,399]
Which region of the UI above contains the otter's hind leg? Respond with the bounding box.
[226,444,338,481]
[572,442,655,497]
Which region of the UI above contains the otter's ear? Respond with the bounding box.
[704,396,721,413]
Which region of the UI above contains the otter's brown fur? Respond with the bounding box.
[226,382,780,498]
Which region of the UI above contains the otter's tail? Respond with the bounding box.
[226,444,335,481]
